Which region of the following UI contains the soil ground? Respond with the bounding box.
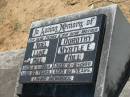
[0,0,130,51]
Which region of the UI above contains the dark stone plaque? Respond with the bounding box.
[20,14,106,83]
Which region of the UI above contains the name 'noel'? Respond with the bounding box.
[32,16,97,37]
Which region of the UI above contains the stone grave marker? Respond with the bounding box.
[16,4,130,97]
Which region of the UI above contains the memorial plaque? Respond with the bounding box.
[17,5,130,97]
[20,14,106,83]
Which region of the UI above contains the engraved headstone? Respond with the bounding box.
[19,15,106,83]
[17,4,130,97]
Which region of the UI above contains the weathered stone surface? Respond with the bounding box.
[120,82,130,97]
[0,49,25,69]
[0,68,18,97]
[0,49,25,97]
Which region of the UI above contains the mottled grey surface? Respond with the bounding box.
[0,68,18,97]
[98,5,130,97]
[0,49,129,97]
[0,49,25,69]
[0,49,25,97]
[120,82,130,97]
